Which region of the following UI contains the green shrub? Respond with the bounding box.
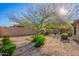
[32,36,38,42]
[61,33,68,40]
[0,43,16,56]
[2,35,11,45]
[68,32,73,37]
[0,47,1,53]
[0,35,16,56]
[39,30,45,35]
[34,35,45,48]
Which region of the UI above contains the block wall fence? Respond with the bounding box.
[0,26,36,37]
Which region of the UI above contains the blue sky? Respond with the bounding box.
[0,3,32,26]
[0,3,79,26]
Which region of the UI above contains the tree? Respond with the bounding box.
[9,4,73,36]
[8,4,59,35]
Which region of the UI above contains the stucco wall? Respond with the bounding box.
[74,21,79,41]
[0,26,36,37]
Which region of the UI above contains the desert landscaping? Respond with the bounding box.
[1,34,79,56]
[1,3,79,56]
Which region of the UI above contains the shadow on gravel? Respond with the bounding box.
[73,39,79,45]
[15,42,42,56]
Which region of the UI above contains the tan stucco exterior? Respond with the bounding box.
[73,20,79,41]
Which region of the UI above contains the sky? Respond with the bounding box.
[0,3,79,26]
[0,3,33,26]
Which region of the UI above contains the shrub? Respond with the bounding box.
[61,33,68,40]
[2,35,11,45]
[26,36,34,41]
[0,43,16,56]
[34,35,45,48]
[0,35,16,56]
[39,30,45,35]
[32,36,38,42]
[68,32,73,37]
[0,47,1,53]
[60,31,63,34]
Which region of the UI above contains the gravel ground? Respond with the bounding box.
[1,36,79,56]
[0,36,31,46]
[15,36,79,56]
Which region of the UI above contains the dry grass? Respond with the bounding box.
[11,36,33,46]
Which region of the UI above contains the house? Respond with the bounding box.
[73,19,79,42]
[0,25,36,37]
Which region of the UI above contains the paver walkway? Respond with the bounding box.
[15,36,79,56]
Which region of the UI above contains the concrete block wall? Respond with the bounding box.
[0,26,36,37]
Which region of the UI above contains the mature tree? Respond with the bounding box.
[9,4,75,35]
[8,4,62,35]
